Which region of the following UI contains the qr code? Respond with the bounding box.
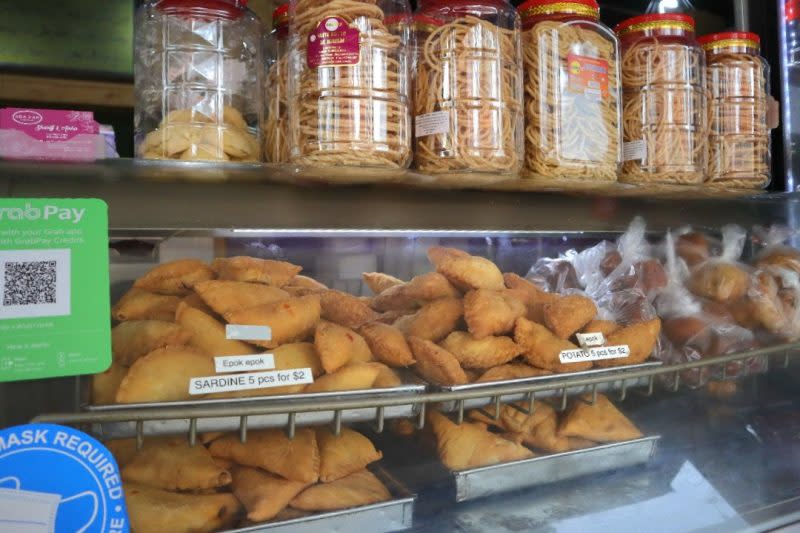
[3,261,57,306]
[0,249,71,319]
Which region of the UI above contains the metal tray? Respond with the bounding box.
[437,361,663,413]
[83,384,426,440]
[451,436,660,502]
[226,468,414,533]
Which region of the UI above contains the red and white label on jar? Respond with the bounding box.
[307,16,361,69]
[567,54,609,102]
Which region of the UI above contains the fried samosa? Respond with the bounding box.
[175,302,257,357]
[314,320,373,374]
[358,322,415,367]
[304,362,384,393]
[433,252,505,291]
[91,361,128,405]
[122,437,231,491]
[209,428,320,483]
[224,294,321,349]
[212,256,301,287]
[394,297,463,342]
[133,259,215,296]
[558,394,643,443]
[231,466,311,522]
[475,363,552,383]
[363,272,405,294]
[543,294,598,340]
[320,290,379,329]
[408,337,469,386]
[464,289,526,339]
[115,346,214,403]
[595,318,661,368]
[112,288,180,322]
[514,318,593,373]
[316,427,383,482]
[290,470,391,511]
[124,483,241,533]
[194,280,290,316]
[440,331,523,369]
[111,320,192,366]
[427,411,534,470]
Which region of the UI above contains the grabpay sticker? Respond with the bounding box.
[0,423,128,533]
[0,199,110,383]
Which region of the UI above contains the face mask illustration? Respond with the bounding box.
[0,477,98,533]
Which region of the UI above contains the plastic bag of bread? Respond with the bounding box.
[753,225,800,275]
[687,225,750,305]
[526,250,582,293]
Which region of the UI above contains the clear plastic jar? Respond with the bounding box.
[519,0,621,181]
[616,14,707,184]
[264,3,290,163]
[288,0,412,169]
[699,32,771,188]
[413,0,524,175]
[135,0,263,162]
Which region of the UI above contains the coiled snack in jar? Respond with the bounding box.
[288,0,412,169]
[616,14,708,185]
[264,3,291,163]
[413,4,524,175]
[520,0,621,181]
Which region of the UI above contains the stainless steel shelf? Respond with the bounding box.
[33,342,800,445]
[2,159,797,233]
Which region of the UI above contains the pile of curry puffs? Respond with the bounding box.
[113,426,390,533]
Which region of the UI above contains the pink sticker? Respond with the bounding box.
[0,108,104,161]
[0,108,99,142]
[307,16,361,69]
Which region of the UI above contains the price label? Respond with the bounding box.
[559,345,631,364]
[576,332,605,348]
[225,325,271,341]
[214,354,275,374]
[188,368,313,395]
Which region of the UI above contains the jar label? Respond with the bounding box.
[415,111,450,137]
[567,54,609,102]
[307,17,361,69]
[623,140,647,162]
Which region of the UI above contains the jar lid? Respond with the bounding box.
[412,14,445,32]
[518,0,600,20]
[157,0,248,20]
[698,31,761,52]
[615,13,695,36]
[272,3,289,29]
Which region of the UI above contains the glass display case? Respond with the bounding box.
[0,160,799,532]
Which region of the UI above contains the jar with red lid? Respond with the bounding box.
[699,32,770,188]
[519,0,621,181]
[264,3,290,163]
[616,13,707,185]
[413,0,523,177]
[287,0,412,171]
[135,0,263,162]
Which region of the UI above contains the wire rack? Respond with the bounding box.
[33,341,800,447]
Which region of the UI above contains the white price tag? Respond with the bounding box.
[623,140,647,162]
[189,368,314,395]
[225,324,271,341]
[576,332,605,348]
[214,354,275,374]
[415,111,450,137]
[559,345,630,364]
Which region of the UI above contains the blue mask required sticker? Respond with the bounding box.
[0,423,128,533]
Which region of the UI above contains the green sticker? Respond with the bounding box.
[0,199,110,382]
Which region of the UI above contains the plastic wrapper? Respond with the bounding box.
[687,224,750,305]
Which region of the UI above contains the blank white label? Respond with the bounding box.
[576,332,606,348]
[415,111,450,137]
[214,354,275,373]
[623,140,647,162]
[225,325,271,341]
[559,345,630,364]
[189,368,314,395]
